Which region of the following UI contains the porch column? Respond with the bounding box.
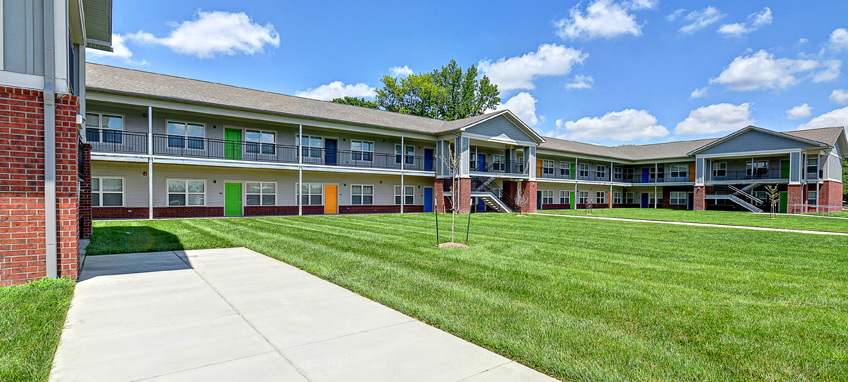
[694,186,706,211]
[400,136,404,214]
[298,124,303,216]
[653,163,658,209]
[455,135,471,214]
[521,180,537,214]
[148,106,153,220]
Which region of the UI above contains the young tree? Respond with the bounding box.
[439,145,463,244]
[765,185,780,219]
[331,96,379,109]
[586,191,595,216]
[513,186,525,217]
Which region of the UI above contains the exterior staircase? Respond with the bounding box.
[707,185,764,212]
[470,191,511,213]
[470,177,514,213]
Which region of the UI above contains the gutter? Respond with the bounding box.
[43,1,57,278]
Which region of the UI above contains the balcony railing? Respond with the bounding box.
[710,169,785,181]
[470,161,529,176]
[86,128,148,154]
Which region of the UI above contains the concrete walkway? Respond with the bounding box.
[534,212,848,236]
[51,248,555,382]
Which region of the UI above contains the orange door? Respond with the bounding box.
[324,185,337,214]
[689,164,696,181]
[536,160,542,177]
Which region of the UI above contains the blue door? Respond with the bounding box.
[537,191,542,210]
[478,154,486,172]
[641,193,649,208]
[641,168,649,183]
[325,139,337,165]
[423,188,433,212]
[424,149,434,171]
[687,192,694,210]
[477,198,485,212]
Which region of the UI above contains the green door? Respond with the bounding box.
[570,163,576,179]
[570,191,576,209]
[779,191,787,213]
[225,128,242,160]
[225,183,242,216]
[780,160,790,179]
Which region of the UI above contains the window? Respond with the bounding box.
[613,191,622,204]
[395,145,415,165]
[167,121,205,149]
[560,161,570,177]
[351,140,374,161]
[298,184,324,205]
[542,160,554,176]
[747,160,769,177]
[168,180,205,206]
[807,190,817,204]
[579,163,589,177]
[596,165,606,179]
[541,190,554,205]
[85,113,123,143]
[246,182,276,206]
[649,192,658,205]
[625,192,635,204]
[670,165,687,179]
[624,168,634,180]
[806,156,819,178]
[394,185,414,205]
[300,136,323,158]
[579,191,589,204]
[245,130,276,155]
[670,191,687,205]
[713,162,727,178]
[559,190,570,204]
[614,167,623,180]
[493,155,505,171]
[351,185,373,205]
[91,177,123,207]
[754,191,766,202]
[596,191,606,204]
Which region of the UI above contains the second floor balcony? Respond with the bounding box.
[87,129,435,172]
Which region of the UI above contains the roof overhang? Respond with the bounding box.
[687,125,830,156]
[83,0,113,51]
[456,110,546,144]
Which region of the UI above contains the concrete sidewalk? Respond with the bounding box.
[51,248,555,382]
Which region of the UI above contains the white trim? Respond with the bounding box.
[222,180,244,216]
[350,184,374,205]
[0,0,4,71]
[0,71,44,90]
[165,178,207,207]
[323,183,339,214]
[244,181,277,207]
[394,184,416,205]
[461,132,537,146]
[696,148,802,159]
[296,182,324,206]
[91,176,125,207]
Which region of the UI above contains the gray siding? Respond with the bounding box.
[824,150,843,181]
[465,115,533,143]
[699,130,813,155]
[790,152,801,182]
[3,0,44,75]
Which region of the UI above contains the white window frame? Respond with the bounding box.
[712,162,727,177]
[351,140,374,162]
[299,135,323,158]
[625,192,635,204]
[167,179,206,206]
[394,185,415,205]
[649,192,658,205]
[670,165,687,179]
[747,160,769,176]
[297,183,324,206]
[596,191,606,204]
[559,190,570,204]
[91,177,125,207]
[613,166,622,180]
[578,191,589,204]
[807,190,817,204]
[85,113,124,143]
[245,129,276,155]
[670,191,686,205]
[351,184,374,205]
[579,163,589,177]
[166,120,206,150]
[395,144,415,165]
[613,191,622,204]
[806,156,819,178]
[542,160,554,176]
[245,181,276,206]
[493,154,506,171]
[541,190,554,205]
[596,165,606,179]
[560,161,570,177]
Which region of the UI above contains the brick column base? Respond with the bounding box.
[458,178,472,214]
[503,180,518,211]
[694,186,706,211]
[819,180,843,212]
[787,184,803,214]
[434,178,447,213]
[521,181,537,214]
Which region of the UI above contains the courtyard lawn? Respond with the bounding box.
[90,214,848,381]
[806,210,848,218]
[539,208,848,233]
[0,278,75,382]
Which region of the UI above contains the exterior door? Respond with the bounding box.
[224,183,242,216]
[325,139,337,165]
[424,149,434,171]
[687,192,694,210]
[537,191,542,210]
[641,168,650,183]
[324,185,338,214]
[780,160,790,179]
[477,197,485,212]
[224,128,241,160]
[423,187,433,212]
[641,193,649,208]
[779,191,788,213]
[478,154,486,172]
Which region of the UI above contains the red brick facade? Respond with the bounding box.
[787,184,803,214]
[818,180,843,211]
[339,205,425,214]
[434,178,447,213]
[244,205,324,216]
[153,207,223,218]
[79,143,92,237]
[693,186,706,211]
[93,207,148,219]
[520,180,537,214]
[0,87,80,285]
[458,178,471,214]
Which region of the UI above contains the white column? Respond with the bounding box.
[148,107,153,220]
[400,136,405,214]
[298,124,303,216]
[654,163,658,209]
[816,153,820,213]
[573,157,578,210]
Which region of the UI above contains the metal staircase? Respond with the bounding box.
[707,185,764,212]
[470,191,512,212]
[728,185,764,204]
[470,177,514,213]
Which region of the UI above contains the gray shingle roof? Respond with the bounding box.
[784,126,844,147]
[539,137,718,160]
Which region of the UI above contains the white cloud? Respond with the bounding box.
[566,75,594,89]
[554,0,654,40]
[494,92,539,126]
[799,106,848,129]
[812,60,841,83]
[711,50,820,91]
[478,44,586,91]
[86,34,148,65]
[295,81,375,101]
[674,103,754,135]
[718,7,772,37]
[690,87,709,98]
[389,65,413,77]
[831,89,848,105]
[830,28,848,51]
[554,109,668,141]
[786,103,812,120]
[666,9,685,22]
[127,10,279,58]
[798,38,809,45]
[678,7,724,34]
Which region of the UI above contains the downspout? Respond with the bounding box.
[298,124,302,216]
[148,107,153,219]
[400,136,404,214]
[43,0,57,278]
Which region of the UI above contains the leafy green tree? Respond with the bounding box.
[332,60,500,121]
[331,96,379,109]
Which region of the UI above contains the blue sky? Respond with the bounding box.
[88,0,848,145]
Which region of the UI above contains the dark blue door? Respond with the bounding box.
[478,154,486,172]
[537,191,542,210]
[687,192,694,210]
[641,193,649,208]
[325,139,337,165]
[424,149,434,171]
[477,198,485,212]
[641,168,649,183]
[423,188,433,212]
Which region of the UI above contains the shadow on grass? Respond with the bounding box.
[86,226,184,256]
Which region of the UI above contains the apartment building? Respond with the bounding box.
[0,0,112,285]
[85,64,847,221]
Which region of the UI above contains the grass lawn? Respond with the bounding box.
[0,278,75,382]
[806,211,848,218]
[90,214,848,381]
[539,208,848,233]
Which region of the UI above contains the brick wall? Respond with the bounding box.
[434,178,447,213]
[153,207,223,218]
[243,205,323,216]
[541,203,569,210]
[502,180,518,211]
[93,207,148,219]
[520,181,537,214]
[340,205,425,214]
[458,178,471,214]
[694,186,706,211]
[787,184,803,214]
[818,180,843,211]
[79,143,92,237]
[0,87,80,285]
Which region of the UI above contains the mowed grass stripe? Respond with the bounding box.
[90,214,848,381]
